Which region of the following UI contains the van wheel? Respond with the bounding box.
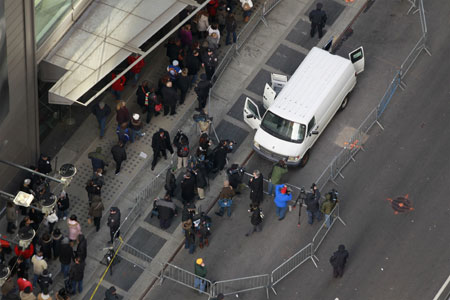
[299,150,310,168]
[339,95,349,111]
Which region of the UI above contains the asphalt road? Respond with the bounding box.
[146,1,450,299]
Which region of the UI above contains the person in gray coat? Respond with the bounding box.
[155,194,177,229]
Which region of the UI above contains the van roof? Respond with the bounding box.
[268,47,354,124]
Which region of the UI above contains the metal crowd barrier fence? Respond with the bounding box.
[211,274,270,299]
[270,243,317,295]
[261,0,283,26]
[162,262,213,297]
[119,243,164,281]
[236,5,264,51]
[311,203,346,254]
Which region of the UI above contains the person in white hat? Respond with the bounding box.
[130,113,145,143]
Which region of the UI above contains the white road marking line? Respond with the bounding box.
[433,274,450,300]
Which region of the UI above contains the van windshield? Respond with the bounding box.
[261,111,306,143]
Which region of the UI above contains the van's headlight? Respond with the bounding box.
[288,156,301,162]
[253,141,260,149]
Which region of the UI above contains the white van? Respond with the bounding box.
[243,46,365,166]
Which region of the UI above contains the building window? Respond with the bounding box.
[35,0,72,47]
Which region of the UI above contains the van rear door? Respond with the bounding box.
[349,46,365,74]
[263,73,288,109]
[243,97,262,130]
[263,84,276,109]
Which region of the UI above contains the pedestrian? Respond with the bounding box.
[194,74,212,112]
[185,50,202,88]
[194,258,207,292]
[208,23,221,42]
[17,277,32,292]
[155,194,177,229]
[39,233,52,260]
[111,141,127,175]
[111,73,126,100]
[115,101,130,126]
[166,38,181,63]
[107,207,121,244]
[225,11,237,45]
[176,68,190,104]
[115,122,130,145]
[52,228,63,260]
[179,24,193,49]
[321,192,337,228]
[248,169,264,206]
[309,2,327,38]
[274,184,292,220]
[246,204,263,236]
[127,53,144,86]
[129,114,145,141]
[37,288,51,300]
[196,213,211,248]
[212,140,233,172]
[151,128,174,171]
[91,168,105,190]
[67,215,81,244]
[181,172,196,205]
[9,255,27,279]
[6,202,18,234]
[192,163,207,200]
[215,180,235,217]
[207,0,219,22]
[305,184,322,225]
[56,191,70,220]
[69,257,85,295]
[161,81,179,116]
[183,220,196,254]
[226,164,245,194]
[85,180,99,207]
[196,10,209,39]
[268,160,288,196]
[173,130,190,170]
[329,245,349,278]
[217,3,227,35]
[88,147,108,174]
[89,195,105,232]
[15,244,34,266]
[164,167,177,197]
[37,270,52,293]
[91,101,111,138]
[75,234,87,263]
[59,238,72,278]
[37,154,52,175]
[55,288,70,300]
[136,80,150,111]
[31,250,47,287]
[206,32,219,51]
[240,0,253,23]
[19,286,36,300]
[202,48,218,81]
[104,286,119,300]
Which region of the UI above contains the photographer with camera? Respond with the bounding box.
[274,184,292,221]
[305,183,322,225]
[226,164,245,194]
[212,140,234,172]
[321,189,338,228]
[173,130,190,170]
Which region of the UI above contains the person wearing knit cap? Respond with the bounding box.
[194,258,207,292]
[129,113,145,143]
[274,184,292,221]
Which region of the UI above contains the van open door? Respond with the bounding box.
[271,73,288,94]
[263,83,276,109]
[349,46,364,74]
[243,97,262,130]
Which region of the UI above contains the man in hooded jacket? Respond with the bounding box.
[329,244,349,278]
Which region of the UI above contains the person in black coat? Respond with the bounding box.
[52,228,62,260]
[193,163,207,200]
[309,2,327,38]
[69,257,85,294]
[37,154,52,175]
[160,81,179,116]
[202,48,218,81]
[227,164,244,194]
[136,81,158,124]
[39,233,52,260]
[111,141,127,175]
[75,234,87,262]
[56,191,70,220]
[59,237,73,278]
[166,38,181,63]
[107,207,121,244]
[212,140,233,172]
[305,183,322,225]
[194,74,212,111]
[8,255,27,278]
[155,195,177,229]
[329,244,349,278]
[185,50,202,88]
[37,269,53,292]
[176,69,190,105]
[136,80,151,110]
[246,204,263,236]
[248,170,264,206]
[181,172,196,205]
[151,128,174,171]
[164,167,177,197]
[91,101,111,138]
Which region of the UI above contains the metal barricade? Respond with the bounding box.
[236,5,264,50]
[119,243,164,281]
[261,0,283,26]
[162,263,213,297]
[211,274,270,299]
[270,243,317,295]
[311,203,346,254]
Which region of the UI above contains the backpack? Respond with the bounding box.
[179,145,189,157]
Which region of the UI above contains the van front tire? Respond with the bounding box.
[339,95,349,111]
[299,150,310,168]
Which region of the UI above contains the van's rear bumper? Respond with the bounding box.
[252,145,300,166]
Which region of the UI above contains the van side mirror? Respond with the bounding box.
[309,130,319,136]
[246,114,254,119]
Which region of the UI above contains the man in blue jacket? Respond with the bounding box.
[274,184,292,221]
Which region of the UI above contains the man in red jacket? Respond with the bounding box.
[111,73,126,100]
[127,53,145,86]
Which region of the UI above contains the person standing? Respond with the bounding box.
[75,234,87,263]
[6,202,17,234]
[248,170,264,206]
[151,128,174,171]
[202,48,218,81]
[192,163,207,200]
[194,74,212,112]
[136,80,151,111]
[111,141,127,175]
[56,191,70,220]
[225,11,237,45]
[107,207,121,244]
[181,172,196,205]
[329,245,349,278]
[268,160,288,196]
[91,101,111,138]
[127,53,144,86]
[176,69,190,105]
[115,101,130,126]
[88,147,108,173]
[305,184,322,225]
[115,122,130,145]
[155,195,177,229]
[245,204,263,236]
[215,180,235,217]
[173,130,190,170]
[212,140,233,172]
[129,113,145,143]
[19,286,36,300]
[179,24,193,49]
[89,195,105,232]
[321,192,337,228]
[196,10,209,39]
[37,154,52,175]
[52,228,63,261]
[161,81,179,116]
[69,257,85,294]
[185,50,202,88]
[274,184,292,221]
[67,215,81,244]
[164,167,177,197]
[309,2,327,38]
[59,238,73,278]
[240,0,253,22]
[104,286,119,300]
[111,73,126,100]
[37,269,53,293]
[194,258,207,293]
[31,250,47,287]
[183,220,196,254]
